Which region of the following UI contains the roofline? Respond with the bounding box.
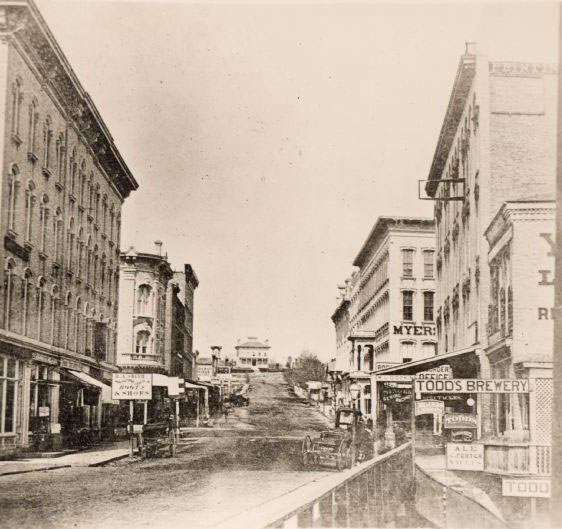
[353,216,435,268]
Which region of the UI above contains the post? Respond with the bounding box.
[129,400,134,458]
[196,390,200,427]
[411,380,416,474]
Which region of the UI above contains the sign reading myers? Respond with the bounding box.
[446,442,484,471]
[502,478,551,498]
[444,413,478,429]
[112,373,152,400]
[415,400,444,416]
[416,365,453,380]
[393,324,436,336]
[415,379,531,394]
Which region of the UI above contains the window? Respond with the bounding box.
[23,269,33,337]
[53,208,63,264]
[0,356,20,434]
[402,291,413,321]
[402,249,414,277]
[507,287,513,334]
[136,331,150,355]
[424,291,434,321]
[39,195,49,253]
[67,218,75,271]
[4,260,16,331]
[137,285,151,315]
[36,277,47,342]
[102,196,107,233]
[56,134,65,184]
[11,79,22,138]
[80,166,86,206]
[86,236,92,285]
[400,341,415,363]
[64,292,72,350]
[94,320,107,360]
[93,246,99,290]
[423,250,434,278]
[77,228,84,279]
[109,206,115,242]
[28,99,38,154]
[50,286,60,347]
[74,298,82,353]
[7,165,20,233]
[43,117,52,170]
[24,181,35,242]
[422,342,437,357]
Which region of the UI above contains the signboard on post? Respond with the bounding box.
[446,443,484,471]
[444,413,478,429]
[502,478,551,498]
[415,379,531,394]
[111,373,152,400]
[197,364,213,382]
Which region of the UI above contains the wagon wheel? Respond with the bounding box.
[302,436,312,468]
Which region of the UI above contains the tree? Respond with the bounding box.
[283,351,326,389]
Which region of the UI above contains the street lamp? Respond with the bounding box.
[349,382,360,410]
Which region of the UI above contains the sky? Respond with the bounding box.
[35,0,558,362]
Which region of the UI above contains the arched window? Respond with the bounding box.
[88,174,94,213]
[116,214,121,247]
[3,259,17,331]
[7,164,20,234]
[24,180,36,243]
[86,236,92,285]
[53,208,63,264]
[102,195,108,233]
[39,195,49,253]
[77,227,84,279]
[22,268,33,337]
[43,117,53,170]
[101,254,107,295]
[108,261,113,303]
[80,162,87,205]
[50,286,60,346]
[109,205,115,242]
[136,285,151,315]
[93,245,99,291]
[65,291,73,350]
[67,218,75,270]
[11,78,22,138]
[95,186,100,222]
[136,331,150,355]
[74,298,82,354]
[28,98,38,153]
[56,134,65,184]
[36,277,47,342]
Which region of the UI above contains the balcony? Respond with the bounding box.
[484,442,551,476]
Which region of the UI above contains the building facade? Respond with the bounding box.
[0,1,138,455]
[333,217,436,416]
[235,337,270,369]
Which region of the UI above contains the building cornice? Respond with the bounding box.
[0,1,138,200]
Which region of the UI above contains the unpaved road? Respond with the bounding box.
[0,372,334,529]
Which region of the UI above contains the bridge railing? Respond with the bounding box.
[215,442,413,529]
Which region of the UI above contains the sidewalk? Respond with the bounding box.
[0,440,130,477]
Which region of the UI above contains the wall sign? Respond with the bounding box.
[443,413,478,429]
[415,400,444,416]
[197,364,213,382]
[374,362,401,371]
[112,373,152,400]
[415,379,531,394]
[416,365,453,380]
[446,443,484,471]
[374,374,412,382]
[502,478,551,498]
[393,324,436,336]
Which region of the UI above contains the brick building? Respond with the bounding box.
[0,0,138,455]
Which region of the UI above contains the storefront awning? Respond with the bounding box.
[371,346,480,378]
[184,381,207,391]
[68,369,115,404]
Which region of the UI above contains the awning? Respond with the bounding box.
[68,370,115,404]
[151,374,185,396]
[184,381,206,390]
[371,346,479,378]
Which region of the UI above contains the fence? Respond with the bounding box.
[483,443,552,476]
[215,442,413,529]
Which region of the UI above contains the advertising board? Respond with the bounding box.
[415,379,531,394]
[502,479,551,498]
[443,413,478,429]
[111,373,152,400]
[446,442,484,471]
[415,400,444,416]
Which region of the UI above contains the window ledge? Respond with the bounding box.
[39,251,48,261]
[108,240,114,248]
[6,229,17,240]
[24,240,33,252]
[423,276,435,281]
[11,133,22,146]
[55,181,64,192]
[42,167,53,179]
[87,214,94,222]
[101,233,107,240]
[27,151,38,163]
[69,193,77,203]
[401,276,415,281]
[78,204,85,213]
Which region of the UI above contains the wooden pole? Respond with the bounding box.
[411,379,416,474]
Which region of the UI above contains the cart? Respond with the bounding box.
[137,419,177,459]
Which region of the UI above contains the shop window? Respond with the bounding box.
[402,291,414,321]
[402,249,414,277]
[0,356,19,434]
[29,366,53,434]
[424,291,434,321]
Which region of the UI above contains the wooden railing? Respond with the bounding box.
[483,443,551,476]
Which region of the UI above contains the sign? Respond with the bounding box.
[393,324,436,336]
[446,443,484,471]
[382,385,411,404]
[416,365,453,380]
[197,364,213,382]
[111,373,152,400]
[38,406,50,417]
[444,413,478,429]
[415,379,531,394]
[415,400,444,416]
[502,479,551,498]
[374,362,401,371]
[60,358,85,372]
[216,366,231,375]
[374,374,412,382]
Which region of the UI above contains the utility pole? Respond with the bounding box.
[552,3,562,525]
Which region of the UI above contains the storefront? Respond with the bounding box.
[0,353,24,455]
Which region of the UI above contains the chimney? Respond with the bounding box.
[154,240,163,256]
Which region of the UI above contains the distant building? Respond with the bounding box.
[235,337,270,369]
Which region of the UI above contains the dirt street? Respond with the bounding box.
[0,372,334,529]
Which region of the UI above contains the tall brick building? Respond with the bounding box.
[0,0,138,455]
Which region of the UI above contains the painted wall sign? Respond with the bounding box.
[111,373,152,400]
[443,413,478,429]
[502,478,551,498]
[415,400,444,416]
[415,379,531,394]
[393,324,436,336]
[374,374,412,382]
[416,365,453,380]
[446,443,484,471]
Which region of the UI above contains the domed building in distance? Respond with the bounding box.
[234,337,270,371]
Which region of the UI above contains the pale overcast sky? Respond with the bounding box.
[36,0,557,362]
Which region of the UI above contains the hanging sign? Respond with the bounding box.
[415,400,444,416]
[502,479,551,498]
[382,385,411,404]
[444,413,478,429]
[111,373,152,400]
[415,379,531,394]
[446,443,484,471]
